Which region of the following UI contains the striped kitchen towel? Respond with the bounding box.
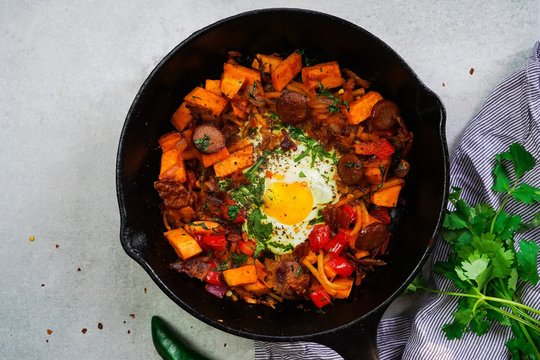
[254,41,540,360]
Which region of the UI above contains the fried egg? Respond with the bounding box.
[253,142,337,254]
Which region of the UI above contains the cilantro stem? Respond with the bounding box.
[484,302,540,333]
[419,286,540,317]
[489,178,520,233]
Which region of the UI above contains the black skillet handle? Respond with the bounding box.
[311,306,387,360]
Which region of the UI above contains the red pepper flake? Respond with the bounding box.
[469,68,475,75]
[81,328,87,334]
[47,329,53,335]
[97,322,103,330]
[129,313,136,319]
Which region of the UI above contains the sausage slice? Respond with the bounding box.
[192,124,225,154]
[355,222,389,250]
[371,99,399,130]
[337,153,365,185]
[276,91,308,124]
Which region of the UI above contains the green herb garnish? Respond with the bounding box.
[247,208,273,257]
[316,82,348,113]
[227,205,240,221]
[283,123,335,167]
[231,253,248,267]
[267,241,294,252]
[299,171,306,178]
[409,143,540,358]
[193,134,211,152]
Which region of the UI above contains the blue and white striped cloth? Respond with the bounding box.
[255,41,540,360]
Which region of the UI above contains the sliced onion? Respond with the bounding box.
[206,284,228,298]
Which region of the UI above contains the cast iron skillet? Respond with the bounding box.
[116,8,449,360]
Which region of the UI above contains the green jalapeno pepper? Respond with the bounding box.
[151,316,209,360]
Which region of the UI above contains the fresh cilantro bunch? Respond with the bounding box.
[412,143,540,359]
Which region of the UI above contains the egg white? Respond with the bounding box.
[255,142,337,254]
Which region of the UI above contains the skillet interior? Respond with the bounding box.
[117,8,448,340]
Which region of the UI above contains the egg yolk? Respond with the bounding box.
[262,182,313,225]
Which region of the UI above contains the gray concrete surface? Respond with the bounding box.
[0,1,538,359]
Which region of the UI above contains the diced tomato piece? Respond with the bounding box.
[309,288,332,308]
[201,234,227,251]
[309,224,331,252]
[327,257,355,277]
[370,206,391,225]
[204,270,223,286]
[341,204,357,225]
[238,240,256,256]
[324,230,351,257]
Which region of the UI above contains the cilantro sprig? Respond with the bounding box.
[410,143,540,359]
[283,123,336,167]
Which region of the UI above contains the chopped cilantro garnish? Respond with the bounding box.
[227,205,240,221]
[193,134,210,152]
[231,253,248,267]
[299,171,306,178]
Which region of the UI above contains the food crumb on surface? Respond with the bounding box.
[81,328,87,334]
[46,329,53,335]
[127,330,131,334]
[442,82,446,87]
[224,343,227,347]
[144,287,147,294]
[41,284,45,287]
[29,235,35,242]
[77,268,81,272]
[469,67,475,75]
[55,244,59,249]
[45,340,49,343]
[129,313,136,319]
[123,320,126,324]
[97,322,103,330]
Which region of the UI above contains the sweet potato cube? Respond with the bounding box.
[201,147,230,167]
[346,91,383,125]
[231,97,249,119]
[371,185,402,207]
[159,149,187,183]
[185,221,222,235]
[227,138,252,153]
[164,228,202,260]
[221,63,261,99]
[223,265,258,287]
[251,53,283,73]
[205,79,222,95]
[302,61,343,90]
[271,51,303,92]
[158,131,182,151]
[333,278,354,299]
[184,87,228,117]
[364,167,383,185]
[171,102,193,131]
[213,145,254,178]
[243,280,271,295]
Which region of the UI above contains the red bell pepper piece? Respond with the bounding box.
[356,138,395,159]
[201,234,227,251]
[327,257,355,277]
[238,240,256,257]
[324,230,351,257]
[340,204,357,225]
[309,224,331,252]
[204,270,223,286]
[221,204,246,223]
[309,288,332,308]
